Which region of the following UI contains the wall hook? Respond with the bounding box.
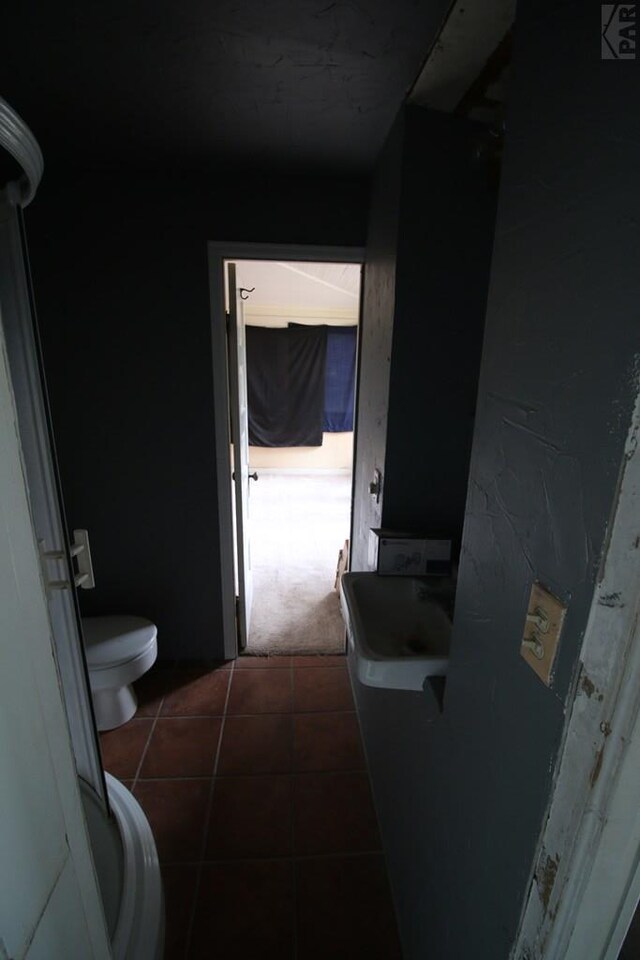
[239,287,255,300]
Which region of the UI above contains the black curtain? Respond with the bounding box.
[246,325,328,446]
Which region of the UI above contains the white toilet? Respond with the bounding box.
[83,615,158,731]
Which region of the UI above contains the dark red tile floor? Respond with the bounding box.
[100,656,402,960]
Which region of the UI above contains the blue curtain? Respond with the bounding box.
[322,326,357,432]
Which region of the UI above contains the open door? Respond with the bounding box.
[226,261,254,651]
[0,189,107,808]
[0,272,112,960]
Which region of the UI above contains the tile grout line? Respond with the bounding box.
[131,694,165,792]
[133,765,368,784]
[136,707,357,721]
[161,848,384,867]
[183,657,236,959]
[133,768,367,784]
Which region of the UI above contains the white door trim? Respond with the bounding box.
[512,386,640,959]
[226,261,253,649]
[207,241,364,660]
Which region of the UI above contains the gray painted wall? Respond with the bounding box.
[25,172,368,660]
[350,3,640,958]
[351,114,404,570]
[352,107,496,570]
[383,107,497,554]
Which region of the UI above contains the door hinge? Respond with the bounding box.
[235,595,241,642]
[234,595,246,651]
[39,529,96,591]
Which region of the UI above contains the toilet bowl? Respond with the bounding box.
[83,615,158,731]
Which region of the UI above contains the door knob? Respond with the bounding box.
[249,472,259,481]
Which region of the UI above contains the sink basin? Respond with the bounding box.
[340,572,453,691]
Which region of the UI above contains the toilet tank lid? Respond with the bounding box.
[82,615,157,670]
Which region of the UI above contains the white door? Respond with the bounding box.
[227,261,254,650]
[0,313,111,959]
[0,192,106,802]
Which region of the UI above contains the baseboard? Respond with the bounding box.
[252,468,352,476]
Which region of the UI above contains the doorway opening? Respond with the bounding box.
[210,245,364,660]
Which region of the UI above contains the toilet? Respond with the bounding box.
[83,615,158,731]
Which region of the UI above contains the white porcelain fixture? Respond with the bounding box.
[83,615,158,730]
[80,774,164,960]
[340,572,452,691]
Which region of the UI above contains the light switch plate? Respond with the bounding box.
[521,581,567,686]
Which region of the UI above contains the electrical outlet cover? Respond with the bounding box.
[521,581,567,686]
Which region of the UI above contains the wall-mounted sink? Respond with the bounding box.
[340,572,453,691]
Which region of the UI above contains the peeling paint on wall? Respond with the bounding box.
[598,592,624,608]
[536,852,560,912]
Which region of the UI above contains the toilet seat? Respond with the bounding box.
[84,615,157,671]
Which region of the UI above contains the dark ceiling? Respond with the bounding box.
[3,0,453,178]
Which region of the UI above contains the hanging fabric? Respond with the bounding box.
[246,325,328,446]
[322,326,357,432]
[289,323,357,432]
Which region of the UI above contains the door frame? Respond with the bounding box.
[226,261,253,651]
[208,241,365,660]
[511,390,640,958]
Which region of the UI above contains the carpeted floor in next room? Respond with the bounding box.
[100,656,402,960]
[247,472,351,656]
